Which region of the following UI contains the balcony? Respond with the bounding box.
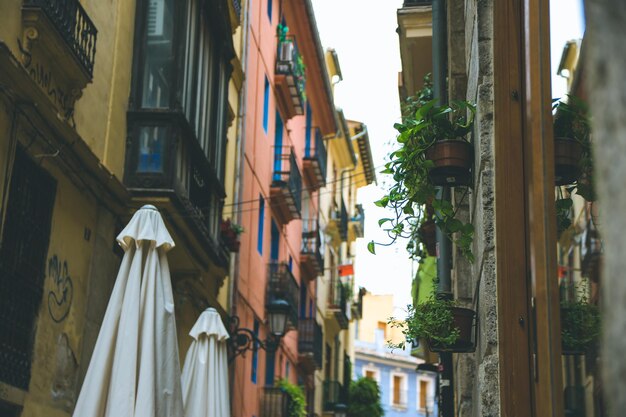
[301,219,324,281]
[303,128,328,190]
[327,279,350,330]
[323,381,347,412]
[298,318,323,372]
[350,204,365,239]
[336,199,349,241]
[260,386,290,417]
[22,0,97,85]
[403,0,432,6]
[275,39,306,119]
[267,262,300,328]
[270,147,302,224]
[124,113,229,268]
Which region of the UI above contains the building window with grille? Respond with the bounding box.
[126,0,235,250]
[417,377,435,413]
[390,372,407,409]
[0,147,56,390]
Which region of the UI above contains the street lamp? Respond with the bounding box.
[334,403,348,417]
[228,298,291,362]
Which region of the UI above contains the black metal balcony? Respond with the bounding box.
[275,39,306,117]
[323,381,347,412]
[338,199,348,241]
[23,0,97,78]
[267,262,300,328]
[328,279,349,330]
[298,318,323,372]
[271,146,302,224]
[301,219,324,281]
[124,113,229,268]
[260,386,290,417]
[403,0,432,6]
[303,128,328,190]
[350,204,365,238]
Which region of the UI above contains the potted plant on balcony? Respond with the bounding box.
[368,76,476,261]
[389,295,476,353]
[220,219,244,252]
[277,378,307,417]
[553,95,593,199]
[560,287,601,355]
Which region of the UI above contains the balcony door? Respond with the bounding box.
[273,111,284,182]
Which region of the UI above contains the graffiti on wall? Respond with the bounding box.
[47,255,74,323]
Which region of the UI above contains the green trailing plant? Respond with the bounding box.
[560,284,601,353]
[347,377,384,417]
[277,378,307,417]
[553,95,594,201]
[368,75,476,261]
[388,295,460,350]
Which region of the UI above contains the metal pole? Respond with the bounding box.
[432,0,454,416]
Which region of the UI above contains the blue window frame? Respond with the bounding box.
[251,319,260,383]
[270,221,280,261]
[257,195,265,254]
[263,77,270,133]
[267,0,273,21]
[305,103,312,157]
[273,111,283,181]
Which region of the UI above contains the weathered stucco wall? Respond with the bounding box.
[450,0,500,416]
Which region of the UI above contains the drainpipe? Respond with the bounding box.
[432,1,454,417]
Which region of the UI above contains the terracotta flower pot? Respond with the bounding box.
[425,140,473,187]
[554,137,582,186]
[418,220,437,256]
[429,307,476,353]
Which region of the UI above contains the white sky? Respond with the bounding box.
[312,0,585,318]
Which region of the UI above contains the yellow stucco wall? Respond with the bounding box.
[357,293,406,346]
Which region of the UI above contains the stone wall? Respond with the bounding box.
[449,0,500,416]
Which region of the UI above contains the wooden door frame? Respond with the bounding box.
[494,0,564,415]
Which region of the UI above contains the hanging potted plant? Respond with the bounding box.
[220,219,244,252]
[276,378,307,417]
[552,95,592,190]
[368,75,476,262]
[389,295,477,354]
[560,295,600,355]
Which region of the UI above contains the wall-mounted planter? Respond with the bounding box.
[418,220,437,257]
[425,140,473,187]
[554,137,582,185]
[429,307,477,353]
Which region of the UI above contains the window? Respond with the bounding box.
[258,195,265,254]
[127,0,234,247]
[377,321,387,339]
[362,366,380,384]
[390,372,407,408]
[305,102,312,157]
[0,147,56,390]
[267,0,273,21]
[251,319,260,383]
[263,76,270,133]
[417,377,435,412]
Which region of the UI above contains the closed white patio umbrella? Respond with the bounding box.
[73,205,183,417]
[181,308,230,417]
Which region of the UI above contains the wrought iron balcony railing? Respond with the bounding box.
[350,203,365,238]
[338,199,348,240]
[323,381,347,412]
[298,318,323,370]
[328,279,349,329]
[303,128,328,189]
[403,0,432,6]
[267,261,300,328]
[301,219,324,280]
[260,386,290,417]
[23,0,97,78]
[271,146,302,224]
[276,39,306,115]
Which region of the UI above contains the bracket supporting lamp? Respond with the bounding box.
[228,299,291,362]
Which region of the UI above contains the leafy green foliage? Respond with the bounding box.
[347,377,384,417]
[560,281,600,353]
[553,95,595,201]
[370,74,476,262]
[388,296,461,349]
[277,379,307,417]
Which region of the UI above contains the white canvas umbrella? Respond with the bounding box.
[73,205,183,417]
[181,308,230,417]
